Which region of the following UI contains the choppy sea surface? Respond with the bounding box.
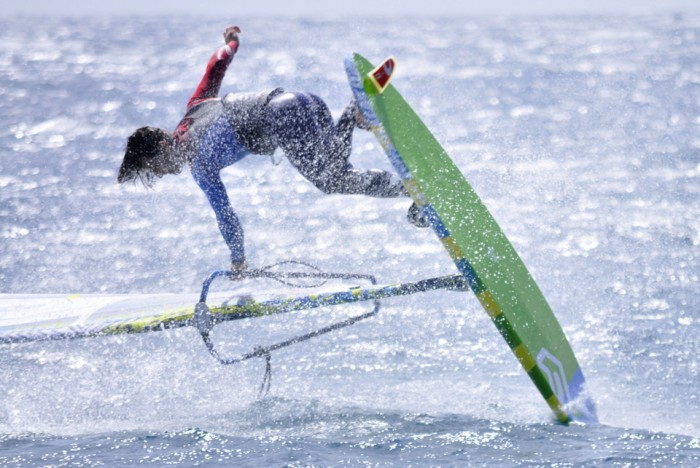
[1,13,699,466]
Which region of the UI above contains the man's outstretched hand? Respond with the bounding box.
[230,259,248,280]
[224,25,241,44]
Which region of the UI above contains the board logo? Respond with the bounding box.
[367,56,395,93]
[537,348,571,404]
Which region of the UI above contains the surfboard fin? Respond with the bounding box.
[366,56,396,93]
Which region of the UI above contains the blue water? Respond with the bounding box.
[1,13,699,466]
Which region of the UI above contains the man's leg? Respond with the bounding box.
[324,101,408,198]
[266,92,427,226]
[267,93,406,196]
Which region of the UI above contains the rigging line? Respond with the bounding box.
[195,264,381,396]
[259,351,272,398]
[209,299,380,366]
[198,261,377,303]
[246,260,376,288]
[213,303,379,398]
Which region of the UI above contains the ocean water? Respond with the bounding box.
[1,13,699,466]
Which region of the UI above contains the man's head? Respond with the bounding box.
[118,127,179,188]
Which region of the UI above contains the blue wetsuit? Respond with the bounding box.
[173,41,407,265]
[189,114,249,264]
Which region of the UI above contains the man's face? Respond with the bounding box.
[146,142,181,177]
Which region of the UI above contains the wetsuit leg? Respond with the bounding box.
[266,92,407,198]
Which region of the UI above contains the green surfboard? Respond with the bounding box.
[345,53,597,424]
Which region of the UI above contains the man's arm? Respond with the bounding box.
[186,26,241,109]
[191,168,246,266]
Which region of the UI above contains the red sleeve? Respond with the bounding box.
[186,40,239,109]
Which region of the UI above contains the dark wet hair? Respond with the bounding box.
[117,126,170,188]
